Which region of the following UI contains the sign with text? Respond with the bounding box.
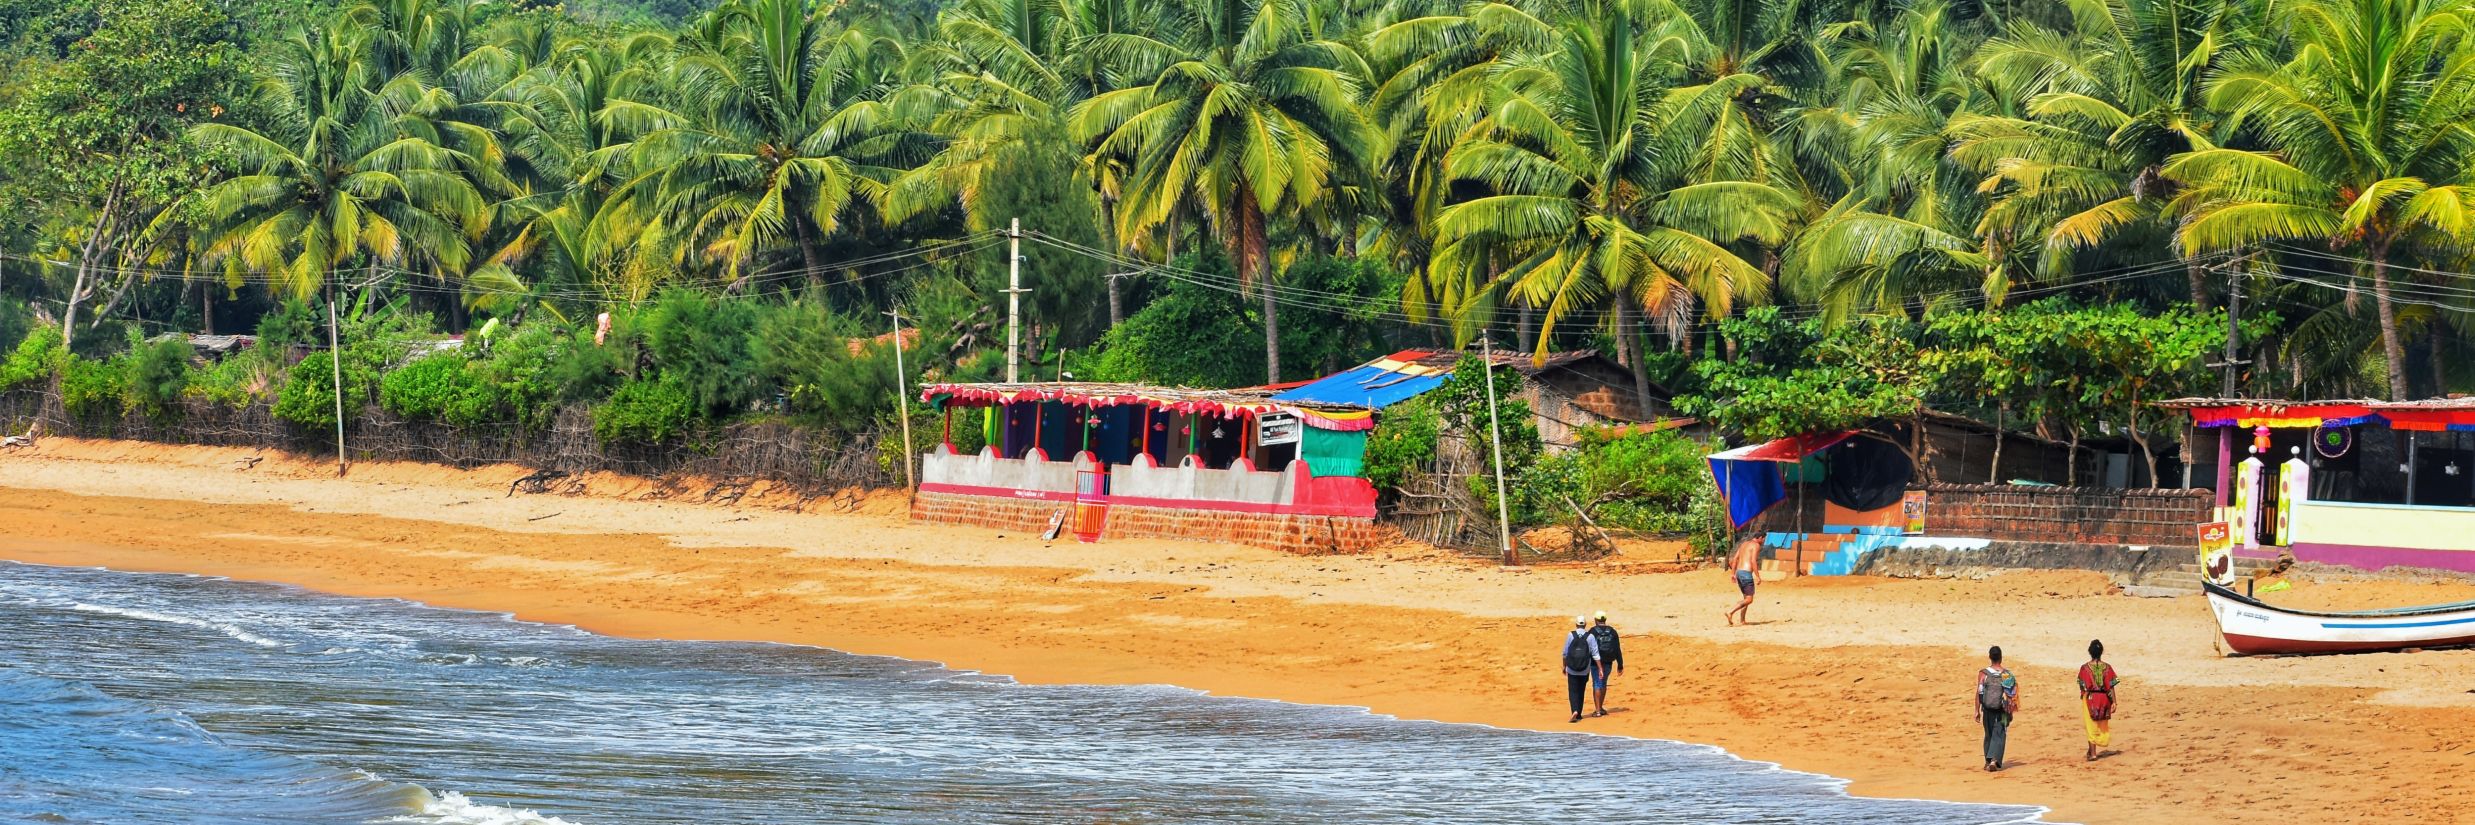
[1255,412,1301,447]
[1900,490,1927,535]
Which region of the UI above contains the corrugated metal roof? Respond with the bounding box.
[1269,355,1453,408]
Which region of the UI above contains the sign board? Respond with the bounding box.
[1256,412,1301,447]
[2198,521,2234,586]
[1900,490,1927,535]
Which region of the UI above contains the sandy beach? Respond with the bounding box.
[4,439,2472,824]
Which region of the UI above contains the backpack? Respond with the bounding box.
[1977,667,2012,713]
[1563,633,1593,673]
[1589,625,1622,664]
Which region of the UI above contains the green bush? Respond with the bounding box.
[593,378,695,445]
[0,325,64,391]
[380,352,499,426]
[123,338,194,419]
[60,357,128,420]
[272,351,372,431]
[253,299,317,353]
[1517,428,1726,542]
[641,290,758,417]
[188,351,274,408]
[1362,398,1439,493]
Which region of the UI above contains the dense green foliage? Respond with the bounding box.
[13,0,2475,535]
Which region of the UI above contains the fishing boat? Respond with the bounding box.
[2204,580,2475,655]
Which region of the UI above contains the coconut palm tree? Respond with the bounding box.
[1071,0,1383,382]
[174,26,491,299]
[2163,0,2475,400]
[614,0,931,290]
[1428,0,1798,408]
[1953,0,2251,308]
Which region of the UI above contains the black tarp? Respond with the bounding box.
[1823,436,1912,511]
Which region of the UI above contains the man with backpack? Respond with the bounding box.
[1973,646,2020,771]
[1560,616,1601,723]
[1587,612,1624,717]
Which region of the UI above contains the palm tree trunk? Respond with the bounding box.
[2187,260,2210,310]
[1613,300,1651,413]
[2369,240,2410,400]
[796,216,826,293]
[1235,196,1278,382]
[201,279,215,335]
[1989,402,2006,483]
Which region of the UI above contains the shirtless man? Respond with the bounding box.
[1724,537,1760,626]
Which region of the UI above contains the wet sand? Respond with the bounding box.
[4,438,2471,824]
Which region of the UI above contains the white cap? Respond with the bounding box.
[1573,616,1587,627]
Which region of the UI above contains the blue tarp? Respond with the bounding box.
[1709,455,1788,528]
[1705,431,1856,528]
[1270,363,1448,409]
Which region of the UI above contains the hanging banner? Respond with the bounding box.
[1901,490,1928,535]
[1255,412,1301,447]
[2233,457,2263,551]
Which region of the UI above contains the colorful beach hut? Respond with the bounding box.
[910,382,1384,554]
[2160,398,2475,574]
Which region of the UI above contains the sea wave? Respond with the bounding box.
[380,790,582,825]
[66,602,287,649]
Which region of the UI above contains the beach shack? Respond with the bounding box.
[1707,413,2209,577]
[2160,398,2475,574]
[910,382,1385,554]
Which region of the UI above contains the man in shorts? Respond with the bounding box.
[1724,537,1760,626]
[1586,612,1624,717]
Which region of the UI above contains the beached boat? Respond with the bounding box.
[2204,581,2475,655]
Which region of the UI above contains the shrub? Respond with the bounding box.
[272,351,372,431]
[253,299,317,353]
[380,352,498,426]
[60,357,128,420]
[640,290,758,417]
[1362,398,1439,494]
[188,351,275,408]
[123,338,195,419]
[593,378,695,445]
[0,325,64,391]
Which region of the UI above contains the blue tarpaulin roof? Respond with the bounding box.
[1270,351,1454,409]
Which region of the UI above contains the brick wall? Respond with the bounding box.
[1919,484,2211,547]
[910,490,1384,555]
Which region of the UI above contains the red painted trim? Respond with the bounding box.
[2221,632,2475,656]
[917,482,1377,518]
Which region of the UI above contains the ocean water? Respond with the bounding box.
[0,561,2049,824]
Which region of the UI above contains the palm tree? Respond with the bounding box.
[174,26,491,299]
[614,0,930,290]
[1072,0,1382,382]
[1784,1,2004,321]
[1428,0,1797,408]
[1954,0,2250,308]
[2163,0,2475,400]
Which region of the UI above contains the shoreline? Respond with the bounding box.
[5,438,2473,823]
[9,556,2059,824]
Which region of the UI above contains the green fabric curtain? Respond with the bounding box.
[1298,428,1369,478]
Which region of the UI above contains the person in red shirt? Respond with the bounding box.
[2078,639,2121,761]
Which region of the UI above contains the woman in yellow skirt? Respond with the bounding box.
[2077,639,2120,761]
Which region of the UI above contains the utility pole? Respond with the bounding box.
[327,280,346,477]
[1481,335,1516,567]
[1005,218,1024,383]
[2220,257,2244,398]
[888,308,916,500]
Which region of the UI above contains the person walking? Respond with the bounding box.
[1559,616,1601,723]
[1724,537,1760,626]
[1587,612,1624,717]
[2078,639,2120,762]
[1973,646,2019,771]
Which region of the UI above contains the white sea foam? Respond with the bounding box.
[380,791,581,825]
[66,603,286,649]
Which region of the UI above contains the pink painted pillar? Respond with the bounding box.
[2215,426,2234,507]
